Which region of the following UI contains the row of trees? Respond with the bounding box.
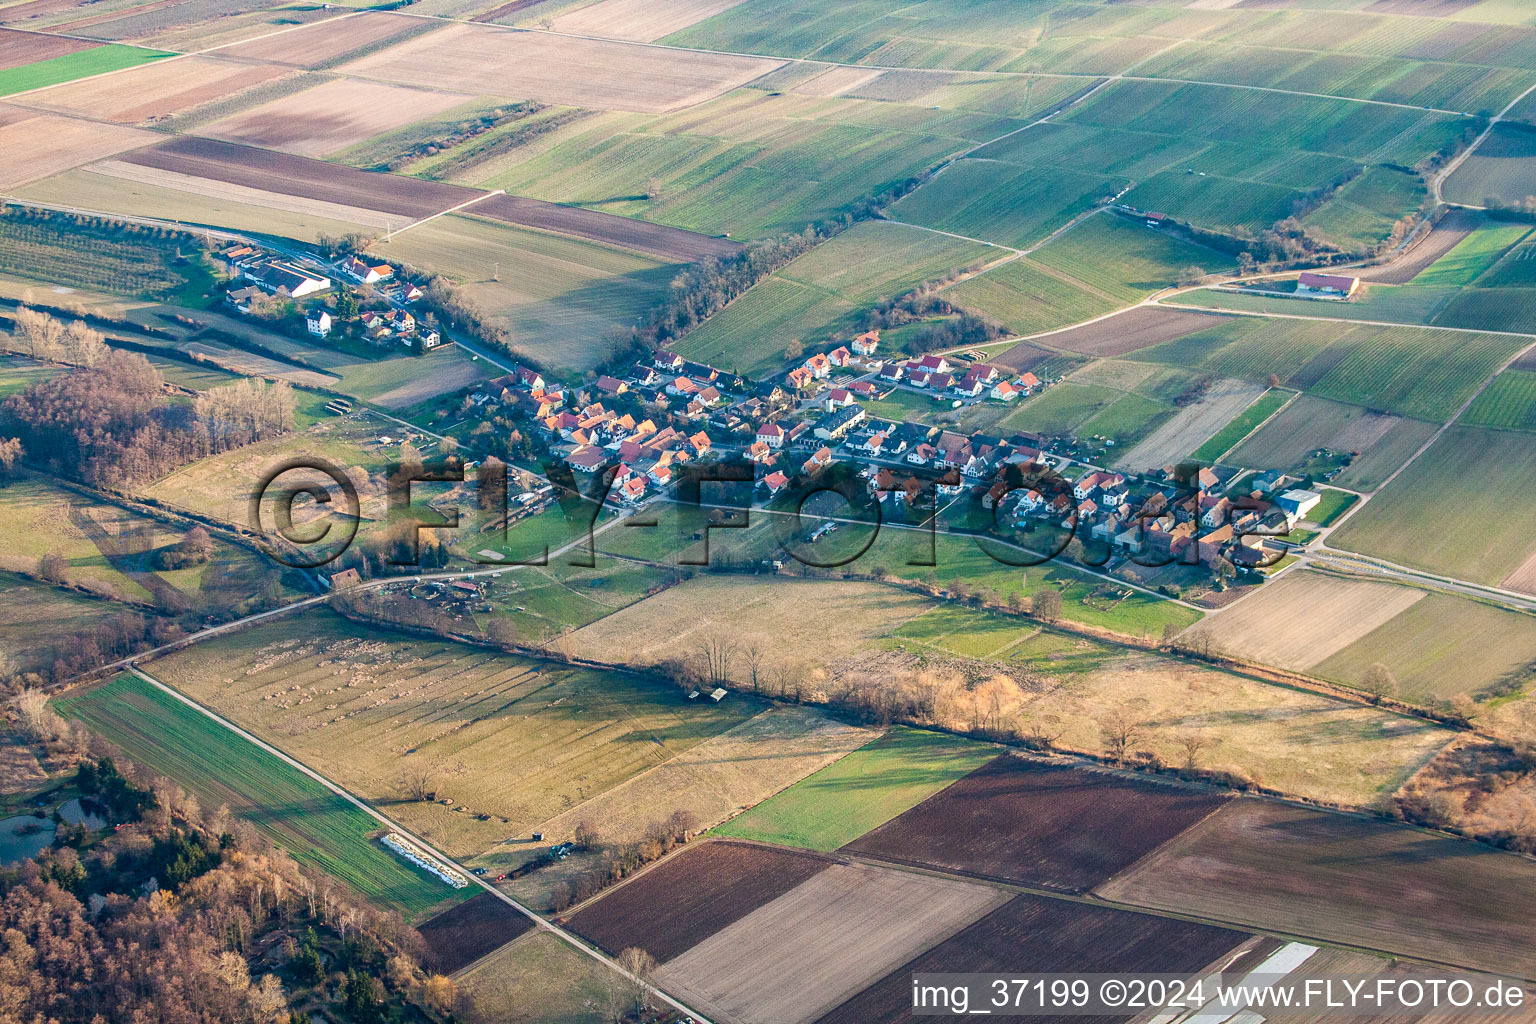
[0,337,294,488]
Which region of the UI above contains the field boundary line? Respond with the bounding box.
[193,9,373,58]
[1156,298,1536,339]
[1317,334,1536,546]
[1434,78,1536,206]
[1204,387,1301,465]
[380,188,505,241]
[123,664,717,1024]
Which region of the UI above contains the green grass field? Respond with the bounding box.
[1305,488,1358,527]
[1191,388,1292,462]
[0,354,61,397]
[945,256,1118,336]
[371,214,679,371]
[1412,221,1532,288]
[56,673,463,921]
[1330,425,1536,587]
[1303,167,1426,255]
[889,604,1036,660]
[673,221,991,375]
[710,726,995,851]
[1463,369,1536,432]
[1032,212,1229,304]
[0,45,173,96]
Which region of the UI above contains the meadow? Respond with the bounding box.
[0,477,283,609]
[710,726,995,851]
[373,213,680,370]
[0,570,133,671]
[149,608,757,858]
[1302,166,1426,255]
[671,221,990,375]
[458,933,622,1024]
[56,673,463,921]
[0,44,172,96]
[1410,220,1531,288]
[1329,425,1536,588]
[0,353,60,397]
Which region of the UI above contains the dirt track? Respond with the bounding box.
[1358,209,1480,284]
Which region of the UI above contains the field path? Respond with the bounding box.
[124,659,718,1024]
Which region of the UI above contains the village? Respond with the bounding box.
[467,328,1313,589]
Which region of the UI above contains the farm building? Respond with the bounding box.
[243,259,331,298]
[1277,489,1321,522]
[1296,272,1360,300]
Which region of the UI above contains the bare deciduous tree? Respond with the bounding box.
[1099,710,1141,763]
[696,634,736,685]
[616,947,657,1019]
[1362,662,1398,702]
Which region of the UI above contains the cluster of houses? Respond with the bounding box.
[877,352,1042,402]
[220,243,440,350]
[478,363,717,507]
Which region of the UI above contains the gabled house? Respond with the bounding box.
[828,346,852,367]
[825,388,858,411]
[878,362,905,383]
[803,446,834,473]
[756,422,786,448]
[654,351,684,371]
[911,354,951,374]
[991,380,1020,401]
[851,330,879,356]
[305,310,332,338]
[760,470,789,497]
[787,367,814,390]
[689,431,712,456]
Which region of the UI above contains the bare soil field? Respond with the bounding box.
[1097,799,1536,977]
[416,891,534,974]
[217,11,428,67]
[1184,570,1427,672]
[817,893,1248,1024]
[1121,377,1266,472]
[565,576,937,682]
[474,192,740,262]
[548,0,745,42]
[0,111,153,187]
[339,22,783,114]
[1027,307,1229,358]
[0,26,93,67]
[86,158,399,231]
[1505,551,1536,595]
[845,756,1227,892]
[15,54,286,123]
[564,840,830,963]
[0,0,104,23]
[1359,210,1481,285]
[658,861,1008,1024]
[118,135,481,219]
[526,706,877,848]
[202,78,471,158]
[993,340,1062,373]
